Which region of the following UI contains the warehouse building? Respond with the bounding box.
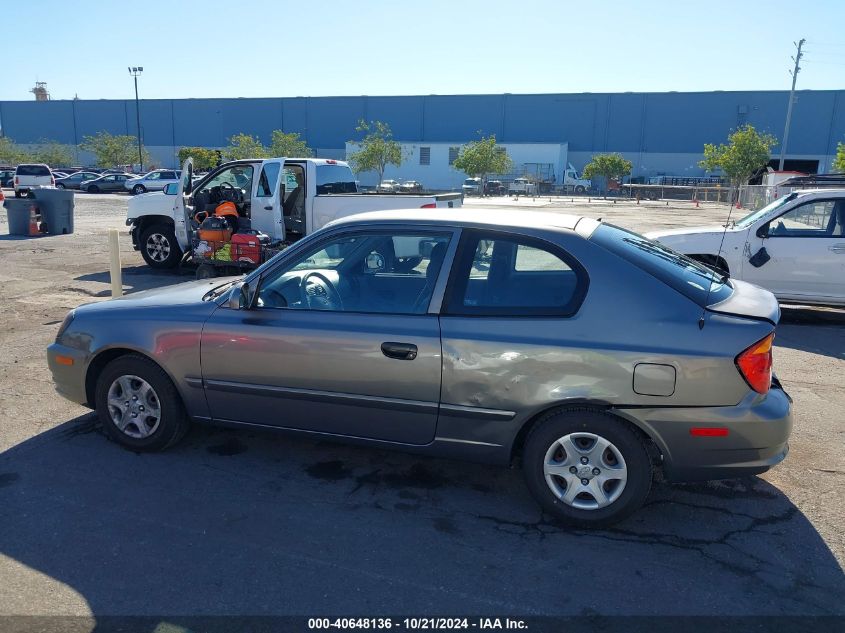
[1,90,843,183]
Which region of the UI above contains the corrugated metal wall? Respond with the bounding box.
[1,90,842,157]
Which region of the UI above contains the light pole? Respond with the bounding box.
[778,39,805,171]
[128,66,144,171]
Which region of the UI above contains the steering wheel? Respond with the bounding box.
[301,272,343,311]
[219,182,234,191]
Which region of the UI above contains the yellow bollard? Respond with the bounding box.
[109,228,123,298]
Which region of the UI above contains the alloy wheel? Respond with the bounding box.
[145,233,171,263]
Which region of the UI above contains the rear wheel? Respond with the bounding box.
[140,223,182,269]
[87,185,100,193]
[55,183,65,189]
[522,408,652,527]
[95,354,190,452]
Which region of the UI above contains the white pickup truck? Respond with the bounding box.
[127,157,462,268]
[648,189,845,307]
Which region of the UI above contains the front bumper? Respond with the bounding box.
[619,385,793,482]
[47,342,90,406]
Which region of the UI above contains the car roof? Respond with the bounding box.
[331,208,598,236]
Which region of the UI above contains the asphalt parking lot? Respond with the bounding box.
[0,191,843,622]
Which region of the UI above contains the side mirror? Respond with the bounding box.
[227,281,250,310]
[163,182,178,196]
[756,222,770,239]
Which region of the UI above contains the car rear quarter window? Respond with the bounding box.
[445,231,587,316]
[16,165,51,177]
[591,223,733,307]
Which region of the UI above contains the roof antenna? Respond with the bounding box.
[699,190,736,330]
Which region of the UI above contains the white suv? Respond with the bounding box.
[14,164,53,197]
[648,189,845,306]
[124,169,181,195]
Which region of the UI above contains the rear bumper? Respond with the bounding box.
[619,385,793,482]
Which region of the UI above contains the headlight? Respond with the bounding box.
[56,310,75,341]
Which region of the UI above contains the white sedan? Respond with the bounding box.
[648,189,845,306]
[124,169,182,195]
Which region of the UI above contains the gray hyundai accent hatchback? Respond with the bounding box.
[48,209,792,526]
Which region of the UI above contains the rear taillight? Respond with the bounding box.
[50,176,55,185]
[14,176,19,184]
[736,333,774,394]
[420,203,436,209]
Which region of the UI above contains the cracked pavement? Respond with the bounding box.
[0,194,843,618]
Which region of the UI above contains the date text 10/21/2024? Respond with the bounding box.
[307,618,528,630]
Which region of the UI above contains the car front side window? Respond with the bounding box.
[255,230,453,314]
[767,200,843,237]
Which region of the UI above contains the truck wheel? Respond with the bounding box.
[140,224,182,269]
[575,185,586,195]
[132,184,146,195]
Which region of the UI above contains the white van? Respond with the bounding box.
[14,164,54,197]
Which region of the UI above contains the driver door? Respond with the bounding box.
[172,158,193,251]
[250,158,286,241]
[200,226,457,445]
[742,198,845,301]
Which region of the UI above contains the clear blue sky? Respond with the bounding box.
[7,0,845,101]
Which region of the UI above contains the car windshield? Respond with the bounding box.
[464,179,477,186]
[734,195,795,228]
[592,223,733,307]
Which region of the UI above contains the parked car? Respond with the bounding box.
[376,179,401,193]
[55,171,101,190]
[484,180,507,196]
[14,163,53,197]
[0,169,15,187]
[509,177,538,195]
[80,173,133,193]
[48,209,791,526]
[462,177,482,196]
[648,189,845,307]
[125,169,182,195]
[399,180,423,193]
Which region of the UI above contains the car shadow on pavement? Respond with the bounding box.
[1,414,843,624]
[776,306,845,360]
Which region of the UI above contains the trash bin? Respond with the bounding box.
[3,198,37,236]
[32,188,74,235]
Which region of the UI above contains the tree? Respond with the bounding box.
[269,130,313,158]
[32,139,74,167]
[0,137,30,164]
[177,146,219,170]
[80,131,150,168]
[452,134,513,189]
[699,124,776,188]
[582,153,633,197]
[223,133,268,161]
[833,142,845,173]
[347,120,402,185]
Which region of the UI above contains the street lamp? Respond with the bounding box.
[128,66,144,171]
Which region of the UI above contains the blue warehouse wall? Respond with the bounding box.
[2,90,843,172]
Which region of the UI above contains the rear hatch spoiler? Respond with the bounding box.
[707,279,780,325]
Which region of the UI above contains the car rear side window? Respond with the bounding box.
[591,223,733,307]
[16,165,50,177]
[445,231,587,316]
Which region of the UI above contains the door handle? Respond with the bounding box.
[381,342,418,360]
[264,205,273,210]
[828,244,845,254]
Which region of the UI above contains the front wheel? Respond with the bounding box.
[87,185,99,193]
[522,408,652,527]
[95,354,190,451]
[574,185,586,194]
[140,224,182,269]
[132,184,146,195]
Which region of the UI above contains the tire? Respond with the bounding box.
[88,185,99,193]
[14,191,21,198]
[689,254,729,276]
[95,354,190,452]
[133,184,146,195]
[55,183,65,189]
[575,185,586,195]
[140,223,182,269]
[196,263,217,280]
[522,408,652,527]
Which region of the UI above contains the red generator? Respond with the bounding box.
[231,231,262,265]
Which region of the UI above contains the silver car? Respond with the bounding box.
[47,209,792,526]
[125,169,182,195]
